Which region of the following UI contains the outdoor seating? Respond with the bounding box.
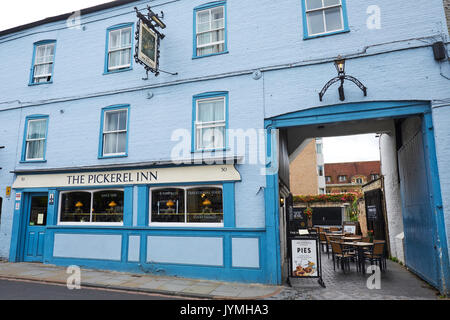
[325,234,334,258]
[364,242,387,271]
[319,232,328,253]
[330,241,352,273]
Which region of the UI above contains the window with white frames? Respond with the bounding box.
[107,26,133,71]
[31,42,55,84]
[194,95,226,151]
[303,0,346,37]
[24,117,48,161]
[59,190,124,224]
[101,107,128,157]
[195,5,226,57]
[150,186,223,226]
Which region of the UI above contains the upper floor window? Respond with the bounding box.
[105,24,133,73]
[317,165,324,176]
[338,175,347,182]
[22,115,48,162]
[194,2,227,58]
[99,106,129,158]
[30,41,55,84]
[371,174,379,181]
[193,92,228,151]
[325,176,332,183]
[302,0,349,39]
[316,142,323,154]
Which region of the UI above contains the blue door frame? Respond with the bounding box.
[264,101,449,294]
[20,192,49,262]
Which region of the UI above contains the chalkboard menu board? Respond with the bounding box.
[287,207,308,236]
[367,205,377,220]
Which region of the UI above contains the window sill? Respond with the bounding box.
[149,223,224,229]
[193,50,229,60]
[103,67,132,75]
[98,154,128,159]
[28,81,53,86]
[20,160,47,164]
[191,147,230,153]
[303,28,350,40]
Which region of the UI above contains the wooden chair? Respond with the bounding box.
[364,242,386,271]
[330,241,352,273]
[325,234,334,258]
[319,232,328,253]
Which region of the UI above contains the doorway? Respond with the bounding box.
[22,193,48,262]
[265,101,449,293]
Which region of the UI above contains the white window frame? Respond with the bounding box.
[195,96,226,151]
[102,108,128,157]
[57,189,124,226]
[149,185,224,228]
[33,43,55,83]
[338,175,347,182]
[25,118,47,161]
[317,165,324,176]
[108,26,133,71]
[305,0,345,37]
[196,6,225,56]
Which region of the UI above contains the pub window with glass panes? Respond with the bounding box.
[32,42,55,84]
[196,6,225,56]
[107,26,132,71]
[304,0,345,36]
[150,186,224,226]
[59,190,124,224]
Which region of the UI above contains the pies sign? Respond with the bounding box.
[291,239,319,278]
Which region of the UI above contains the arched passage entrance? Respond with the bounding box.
[263,101,449,294]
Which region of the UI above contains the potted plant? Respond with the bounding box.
[304,207,313,228]
[367,230,374,242]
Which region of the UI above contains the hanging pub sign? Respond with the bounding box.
[134,6,165,77]
[137,21,158,71]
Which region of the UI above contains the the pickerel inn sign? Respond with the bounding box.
[134,6,166,77]
[12,165,241,189]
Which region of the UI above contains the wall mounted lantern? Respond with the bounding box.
[319,55,367,102]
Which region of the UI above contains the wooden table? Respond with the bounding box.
[342,236,362,242]
[348,242,375,273]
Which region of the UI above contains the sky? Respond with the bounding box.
[0,1,108,31]
[322,134,381,164]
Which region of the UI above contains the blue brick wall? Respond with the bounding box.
[0,0,449,279]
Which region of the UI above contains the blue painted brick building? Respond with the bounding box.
[0,0,449,293]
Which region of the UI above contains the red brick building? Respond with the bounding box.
[325,161,381,194]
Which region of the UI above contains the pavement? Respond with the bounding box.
[0,261,282,300]
[0,253,442,300]
[268,251,441,300]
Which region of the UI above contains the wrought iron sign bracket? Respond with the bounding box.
[319,56,367,102]
[134,6,178,79]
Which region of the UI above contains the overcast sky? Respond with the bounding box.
[0,1,108,31]
[322,134,381,164]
